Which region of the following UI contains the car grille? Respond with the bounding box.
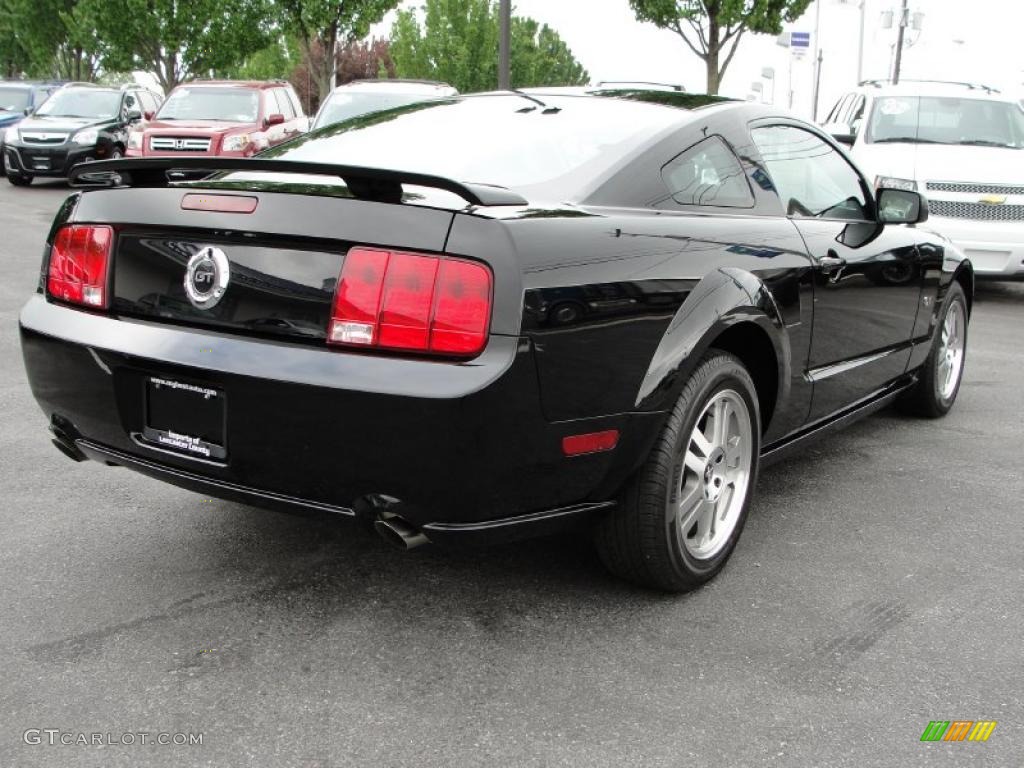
[150,137,212,152]
[926,181,1024,196]
[928,199,1024,222]
[20,133,68,145]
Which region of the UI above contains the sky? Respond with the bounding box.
[372,0,1024,120]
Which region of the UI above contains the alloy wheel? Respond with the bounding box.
[676,389,754,560]
[937,299,966,400]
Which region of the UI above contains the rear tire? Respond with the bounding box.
[594,351,761,592]
[6,171,32,186]
[897,282,968,418]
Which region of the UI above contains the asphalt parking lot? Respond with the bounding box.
[1,178,1021,768]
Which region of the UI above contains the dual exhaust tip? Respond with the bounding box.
[49,427,431,551]
[374,513,430,551]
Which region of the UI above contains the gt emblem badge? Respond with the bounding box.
[184,246,230,310]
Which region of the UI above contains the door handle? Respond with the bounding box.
[819,254,846,272]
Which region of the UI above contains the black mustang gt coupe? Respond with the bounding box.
[20,93,972,591]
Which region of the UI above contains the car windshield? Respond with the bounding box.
[157,87,259,122]
[34,89,121,119]
[0,87,31,112]
[866,95,1024,148]
[313,91,444,130]
[263,95,682,195]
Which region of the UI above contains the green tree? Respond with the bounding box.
[629,0,812,94]
[390,0,588,92]
[0,0,100,80]
[276,0,401,104]
[221,35,303,81]
[74,0,275,91]
[0,0,30,77]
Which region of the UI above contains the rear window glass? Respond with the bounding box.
[262,95,683,194]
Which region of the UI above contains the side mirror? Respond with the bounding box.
[828,124,857,146]
[23,106,33,116]
[125,108,143,123]
[878,188,929,225]
[265,113,285,127]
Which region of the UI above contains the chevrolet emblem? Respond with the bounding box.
[979,195,1007,205]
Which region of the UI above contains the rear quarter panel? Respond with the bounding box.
[451,207,814,443]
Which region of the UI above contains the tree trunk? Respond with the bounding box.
[317,23,340,103]
[705,15,721,95]
[705,54,720,95]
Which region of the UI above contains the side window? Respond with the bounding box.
[660,135,754,208]
[122,92,137,116]
[140,91,159,115]
[849,96,866,127]
[751,125,870,220]
[274,89,295,118]
[285,87,304,117]
[825,94,850,125]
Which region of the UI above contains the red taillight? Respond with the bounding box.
[329,247,492,357]
[47,225,114,309]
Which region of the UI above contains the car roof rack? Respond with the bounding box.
[859,79,1001,94]
[595,81,685,92]
[345,78,452,87]
[67,157,529,207]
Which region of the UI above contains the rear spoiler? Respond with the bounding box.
[67,157,529,207]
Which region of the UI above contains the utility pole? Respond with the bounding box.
[498,0,511,90]
[811,0,822,120]
[892,0,909,84]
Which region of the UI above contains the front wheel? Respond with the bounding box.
[594,351,761,592]
[897,282,968,418]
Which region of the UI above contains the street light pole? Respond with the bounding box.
[892,0,909,84]
[857,0,866,83]
[498,0,511,90]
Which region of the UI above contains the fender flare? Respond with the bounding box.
[634,267,791,416]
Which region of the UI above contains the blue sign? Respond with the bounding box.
[790,31,811,48]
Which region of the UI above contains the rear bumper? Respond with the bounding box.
[928,216,1024,278]
[21,295,657,542]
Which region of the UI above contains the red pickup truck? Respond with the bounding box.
[126,80,308,158]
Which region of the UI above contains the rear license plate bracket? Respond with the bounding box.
[142,376,227,460]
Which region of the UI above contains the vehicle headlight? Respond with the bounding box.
[222,134,251,152]
[127,132,143,149]
[875,176,917,192]
[3,125,17,144]
[72,129,99,146]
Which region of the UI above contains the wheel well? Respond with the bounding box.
[953,267,974,316]
[710,323,779,433]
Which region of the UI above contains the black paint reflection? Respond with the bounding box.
[112,235,341,343]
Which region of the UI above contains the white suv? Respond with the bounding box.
[822,80,1024,280]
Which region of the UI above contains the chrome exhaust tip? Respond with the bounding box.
[49,428,87,462]
[374,515,430,551]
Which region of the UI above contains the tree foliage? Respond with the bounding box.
[630,0,812,94]
[276,0,400,103]
[73,0,275,91]
[224,35,303,82]
[0,0,103,80]
[390,0,588,92]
